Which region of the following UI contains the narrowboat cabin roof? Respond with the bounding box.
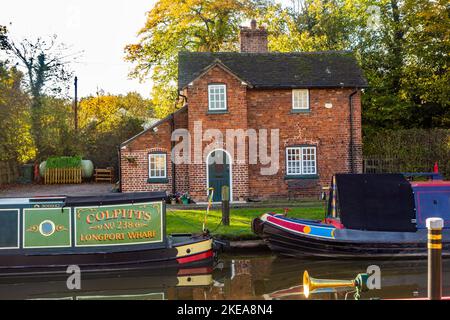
[333,174,417,232]
[0,192,168,207]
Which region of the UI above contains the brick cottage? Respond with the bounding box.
[120,20,367,203]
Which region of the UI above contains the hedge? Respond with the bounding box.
[46,156,82,169]
[363,129,450,178]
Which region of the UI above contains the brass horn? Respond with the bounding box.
[302,270,357,298]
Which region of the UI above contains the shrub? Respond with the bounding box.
[46,156,82,169]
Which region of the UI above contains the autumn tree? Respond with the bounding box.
[125,0,265,118]
[77,92,153,168]
[1,28,78,160]
[260,0,449,132]
[0,62,35,163]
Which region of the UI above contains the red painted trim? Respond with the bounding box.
[177,267,213,276]
[411,182,450,187]
[177,250,214,265]
[267,215,309,233]
[324,218,345,229]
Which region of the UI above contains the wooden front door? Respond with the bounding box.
[208,150,231,202]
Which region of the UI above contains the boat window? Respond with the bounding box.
[415,191,450,229]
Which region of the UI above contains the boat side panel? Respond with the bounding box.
[0,209,20,249]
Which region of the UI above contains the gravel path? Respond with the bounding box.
[0,183,115,198]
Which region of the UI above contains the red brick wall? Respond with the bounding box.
[240,26,268,53]
[120,70,363,202]
[120,108,189,194]
[247,88,362,200]
[186,65,249,202]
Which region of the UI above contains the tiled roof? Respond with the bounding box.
[178,51,368,90]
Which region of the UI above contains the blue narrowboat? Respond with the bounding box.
[253,174,450,259]
[0,192,213,275]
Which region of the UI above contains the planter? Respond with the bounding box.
[181,197,190,205]
[39,159,94,179]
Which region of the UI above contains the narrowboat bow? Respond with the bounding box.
[253,174,450,259]
[0,192,214,275]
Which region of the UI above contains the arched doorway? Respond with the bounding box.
[207,149,232,202]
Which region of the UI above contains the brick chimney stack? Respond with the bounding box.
[240,19,268,53]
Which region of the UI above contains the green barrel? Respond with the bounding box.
[20,164,34,183]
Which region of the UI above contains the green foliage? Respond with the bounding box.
[363,129,450,178]
[0,63,35,163]
[1,27,78,159]
[77,92,152,169]
[125,0,263,117]
[262,0,449,131]
[46,156,82,169]
[0,59,149,172]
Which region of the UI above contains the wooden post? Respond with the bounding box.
[427,217,443,300]
[221,186,230,226]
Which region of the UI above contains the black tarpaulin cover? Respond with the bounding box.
[64,192,167,207]
[335,174,416,232]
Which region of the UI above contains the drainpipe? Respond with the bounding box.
[170,91,188,195]
[348,89,358,174]
[172,91,188,195]
[170,114,176,195]
[117,145,122,192]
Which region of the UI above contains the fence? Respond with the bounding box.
[363,129,450,178]
[44,168,82,185]
[0,161,19,185]
[364,155,446,176]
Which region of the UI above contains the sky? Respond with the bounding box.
[1,0,156,98]
[1,0,290,99]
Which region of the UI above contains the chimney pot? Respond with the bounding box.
[240,20,268,53]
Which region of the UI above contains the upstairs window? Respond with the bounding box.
[286,146,317,176]
[292,89,310,111]
[208,84,227,111]
[148,153,167,179]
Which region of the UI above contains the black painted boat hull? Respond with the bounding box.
[0,235,214,276]
[253,217,450,259]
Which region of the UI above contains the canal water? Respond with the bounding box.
[1,254,449,300]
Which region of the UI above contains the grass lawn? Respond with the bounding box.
[166,202,326,240]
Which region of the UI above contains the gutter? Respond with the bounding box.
[348,89,358,173]
[170,113,176,195]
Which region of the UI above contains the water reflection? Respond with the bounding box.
[1,254,449,300]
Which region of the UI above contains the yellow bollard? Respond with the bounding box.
[427,217,444,300]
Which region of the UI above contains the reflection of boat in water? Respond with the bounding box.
[0,192,213,275]
[253,174,450,259]
[0,266,214,300]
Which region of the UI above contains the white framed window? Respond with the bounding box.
[292,89,310,110]
[148,153,167,179]
[286,146,317,176]
[208,84,227,111]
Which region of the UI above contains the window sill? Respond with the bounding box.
[290,109,311,114]
[285,175,319,180]
[207,110,229,115]
[147,178,169,184]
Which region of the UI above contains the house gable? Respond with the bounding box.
[181,59,252,90]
